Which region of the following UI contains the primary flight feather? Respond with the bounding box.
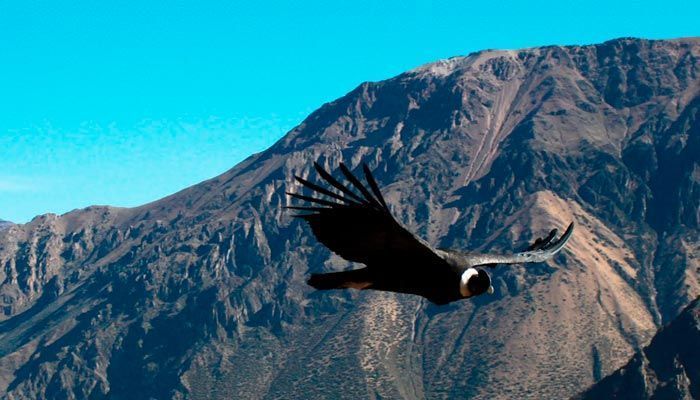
[287,162,574,305]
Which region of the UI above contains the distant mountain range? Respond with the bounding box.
[0,37,697,399]
[0,220,11,231]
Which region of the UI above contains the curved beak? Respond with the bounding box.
[487,285,494,295]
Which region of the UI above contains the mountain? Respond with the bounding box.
[575,297,700,399]
[0,220,11,231]
[0,37,698,399]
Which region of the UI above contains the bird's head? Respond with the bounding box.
[460,268,494,297]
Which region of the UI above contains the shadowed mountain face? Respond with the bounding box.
[0,37,698,399]
[575,297,700,400]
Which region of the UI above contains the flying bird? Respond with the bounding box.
[286,162,574,305]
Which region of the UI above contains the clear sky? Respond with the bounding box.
[1,1,697,223]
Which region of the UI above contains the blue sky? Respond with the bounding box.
[1,1,697,223]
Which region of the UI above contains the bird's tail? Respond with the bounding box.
[307,268,373,290]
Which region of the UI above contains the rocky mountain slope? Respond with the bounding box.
[0,37,698,399]
[575,297,700,399]
[0,220,11,231]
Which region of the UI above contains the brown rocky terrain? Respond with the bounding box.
[575,297,700,400]
[0,220,11,231]
[0,37,698,399]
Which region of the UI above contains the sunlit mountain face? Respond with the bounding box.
[0,37,698,399]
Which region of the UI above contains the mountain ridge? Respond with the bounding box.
[575,296,700,399]
[0,36,698,399]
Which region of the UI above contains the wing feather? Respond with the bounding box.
[313,162,368,205]
[362,163,389,211]
[472,222,574,266]
[293,175,359,205]
[339,163,383,209]
[285,192,340,208]
[288,163,447,269]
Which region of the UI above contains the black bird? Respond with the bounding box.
[286,162,574,305]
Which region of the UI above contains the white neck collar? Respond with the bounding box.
[460,268,478,297]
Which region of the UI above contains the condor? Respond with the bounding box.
[287,162,574,305]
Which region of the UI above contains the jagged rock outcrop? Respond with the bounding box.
[0,37,698,399]
[575,297,700,400]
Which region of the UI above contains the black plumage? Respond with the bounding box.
[287,162,574,305]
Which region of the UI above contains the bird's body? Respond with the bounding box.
[287,162,574,305]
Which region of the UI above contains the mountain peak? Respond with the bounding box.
[406,37,700,81]
[0,219,12,231]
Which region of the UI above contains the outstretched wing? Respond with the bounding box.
[468,222,575,267]
[286,162,448,271]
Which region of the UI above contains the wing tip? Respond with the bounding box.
[549,221,575,254]
[362,163,389,211]
[562,221,575,240]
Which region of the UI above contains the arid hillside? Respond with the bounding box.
[0,37,698,399]
[576,297,700,399]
